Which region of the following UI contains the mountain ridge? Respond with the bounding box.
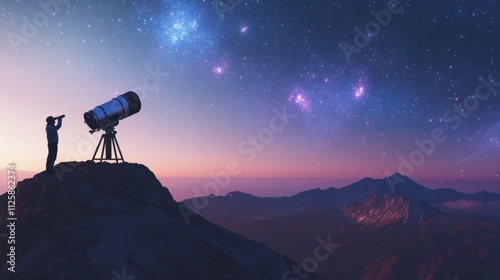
[183,174,500,220]
[182,174,500,280]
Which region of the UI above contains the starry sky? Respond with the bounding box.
[0,0,499,199]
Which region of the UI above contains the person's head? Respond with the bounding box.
[46,116,55,125]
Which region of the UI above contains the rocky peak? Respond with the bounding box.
[0,161,320,280]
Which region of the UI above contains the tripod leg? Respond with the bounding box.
[105,133,112,160]
[112,134,125,162]
[99,135,106,162]
[92,134,105,161]
[111,136,118,163]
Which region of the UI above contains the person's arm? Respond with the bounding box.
[55,118,62,130]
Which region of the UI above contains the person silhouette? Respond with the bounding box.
[45,115,63,174]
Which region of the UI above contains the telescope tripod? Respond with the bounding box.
[92,127,125,163]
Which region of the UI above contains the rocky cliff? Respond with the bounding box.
[0,161,317,280]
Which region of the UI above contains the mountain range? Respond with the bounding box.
[183,174,500,280]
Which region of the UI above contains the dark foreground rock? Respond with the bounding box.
[0,161,319,280]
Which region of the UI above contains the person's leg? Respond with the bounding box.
[54,143,58,163]
[46,143,57,174]
[46,144,51,172]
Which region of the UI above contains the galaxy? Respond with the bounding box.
[0,0,499,198]
[289,86,311,113]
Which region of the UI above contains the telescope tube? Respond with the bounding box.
[84,91,141,131]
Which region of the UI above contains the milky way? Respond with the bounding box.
[1,0,499,182]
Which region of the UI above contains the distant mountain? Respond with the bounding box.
[0,162,321,280]
[184,174,500,221]
[183,174,500,280]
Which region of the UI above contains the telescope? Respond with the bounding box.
[55,114,65,119]
[84,91,141,133]
[84,91,141,163]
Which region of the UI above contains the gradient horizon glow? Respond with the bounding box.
[0,0,499,200]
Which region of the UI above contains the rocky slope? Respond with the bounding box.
[0,161,318,280]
